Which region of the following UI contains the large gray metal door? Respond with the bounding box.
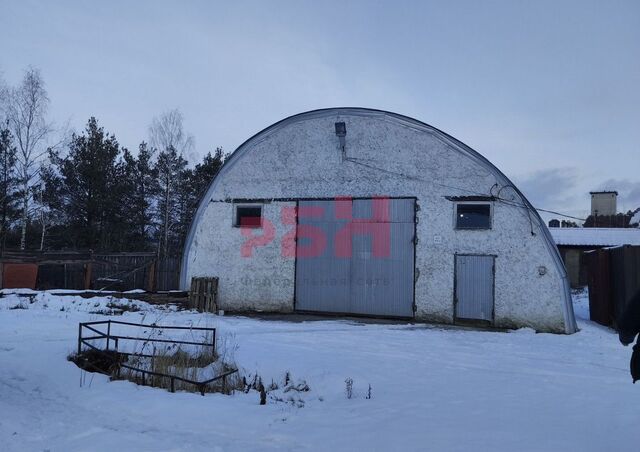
[295,198,415,317]
[455,255,495,322]
[294,200,351,313]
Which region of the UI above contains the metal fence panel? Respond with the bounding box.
[2,263,38,289]
[585,249,613,326]
[611,246,640,322]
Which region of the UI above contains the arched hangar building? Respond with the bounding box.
[181,108,577,334]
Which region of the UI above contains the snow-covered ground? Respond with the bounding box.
[1,289,638,451]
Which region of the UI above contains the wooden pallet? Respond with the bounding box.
[188,277,218,313]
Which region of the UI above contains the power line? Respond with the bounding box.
[344,157,588,223]
[533,208,586,222]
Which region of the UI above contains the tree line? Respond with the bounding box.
[0,68,226,256]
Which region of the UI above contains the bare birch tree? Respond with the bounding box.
[0,74,8,112]
[149,109,194,158]
[37,178,47,251]
[4,68,52,250]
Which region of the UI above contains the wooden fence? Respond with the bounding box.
[0,251,182,291]
[585,245,640,328]
[155,257,181,292]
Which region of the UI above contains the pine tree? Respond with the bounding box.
[47,117,122,250]
[190,147,225,206]
[121,143,158,250]
[174,166,194,251]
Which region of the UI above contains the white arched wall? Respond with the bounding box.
[182,108,577,334]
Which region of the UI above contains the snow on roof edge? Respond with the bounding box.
[549,227,640,247]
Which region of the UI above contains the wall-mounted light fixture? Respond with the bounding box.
[335,122,346,160]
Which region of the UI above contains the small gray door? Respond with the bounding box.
[455,255,495,322]
[295,198,415,317]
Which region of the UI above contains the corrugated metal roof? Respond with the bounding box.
[550,227,640,246]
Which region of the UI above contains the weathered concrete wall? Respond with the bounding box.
[187,201,295,312]
[184,110,572,333]
[563,249,582,288]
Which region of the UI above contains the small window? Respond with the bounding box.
[455,203,491,229]
[234,205,262,228]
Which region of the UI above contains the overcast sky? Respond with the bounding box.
[1,0,639,219]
